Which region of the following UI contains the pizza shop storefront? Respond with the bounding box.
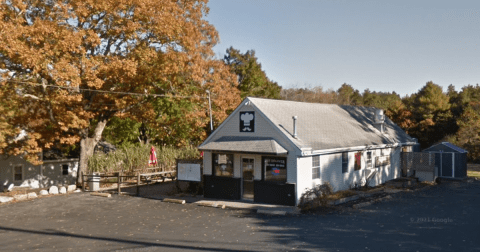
[199,138,296,206]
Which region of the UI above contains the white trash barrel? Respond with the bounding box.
[88,174,100,191]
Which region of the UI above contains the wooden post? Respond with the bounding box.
[81,171,85,191]
[137,173,140,196]
[117,171,121,194]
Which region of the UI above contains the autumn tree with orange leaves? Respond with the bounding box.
[0,0,240,183]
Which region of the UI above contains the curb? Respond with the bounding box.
[163,198,186,204]
[90,192,112,198]
[256,209,287,216]
[196,202,225,209]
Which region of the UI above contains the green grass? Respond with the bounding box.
[467,170,480,179]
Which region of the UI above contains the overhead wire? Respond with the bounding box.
[4,79,210,100]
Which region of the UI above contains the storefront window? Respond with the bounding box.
[213,153,234,177]
[263,157,287,183]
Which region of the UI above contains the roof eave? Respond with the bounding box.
[198,148,288,156]
[307,142,416,156]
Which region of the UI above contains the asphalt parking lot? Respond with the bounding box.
[0,180,479,252]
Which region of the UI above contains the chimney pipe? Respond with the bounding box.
[293,116,298,138]
[374,109,385,133]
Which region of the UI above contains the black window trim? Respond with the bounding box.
[342,152,348,173]
[62,164,69,176]
[13,164,23,181]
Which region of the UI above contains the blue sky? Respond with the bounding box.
[205,0,480,97]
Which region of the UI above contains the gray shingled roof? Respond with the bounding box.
[199,136,288,154]
[423,142,468,153]
[248,97,415,151]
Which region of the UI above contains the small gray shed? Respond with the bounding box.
[422,142,467,178]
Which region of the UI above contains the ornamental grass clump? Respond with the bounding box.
[87,144,201,174]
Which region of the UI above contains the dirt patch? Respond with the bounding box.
[0,187,46,197]
[468,163,480,171]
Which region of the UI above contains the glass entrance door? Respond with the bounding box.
[242,158,254,199]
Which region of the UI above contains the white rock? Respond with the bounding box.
[13,194,28,201]
[27,192,38,199]
[39,190,49,196]
[73,189,82,193]
[59,186,67,194]
[67,185,76,192]
[0,196,14,203]
[7,184,14,192]
[49,186,59,195]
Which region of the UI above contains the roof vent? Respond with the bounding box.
[374,109,385,124]
[292,116,298,138]
[374,109,385,133]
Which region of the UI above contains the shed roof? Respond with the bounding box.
[422,142,468,153]
[246,97,415,151]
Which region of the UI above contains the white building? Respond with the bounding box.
[198,97,417,206]
[0,155,78,191]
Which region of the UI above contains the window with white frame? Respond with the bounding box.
[366,151,372,168]
[13,165,23,181]
[62,164,69,175]
[342,152,348,173]
[312,155,320,179]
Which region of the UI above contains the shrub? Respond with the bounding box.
[298,182,334,212]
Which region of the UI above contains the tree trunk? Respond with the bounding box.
[76,118,109,185]
[138,123,150,145]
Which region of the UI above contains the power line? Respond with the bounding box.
[5,79,209,100]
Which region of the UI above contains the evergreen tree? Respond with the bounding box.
[224,47,281,99]
[409,81,453,147]
[337,83,362,106]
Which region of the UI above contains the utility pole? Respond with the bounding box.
[206,90,213,132]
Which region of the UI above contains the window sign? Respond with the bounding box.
[263,157,287,182]
[375,155,391,167]
[213,153,234,177]
[354,152,362,170]
[240,111,255,132]
[218,154,227,164]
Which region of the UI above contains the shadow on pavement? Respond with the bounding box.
[0,225,243,252]
[234,180,480,251]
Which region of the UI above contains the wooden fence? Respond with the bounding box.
[81,165,176,195]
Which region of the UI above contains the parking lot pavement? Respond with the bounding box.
[0,180,479,252]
